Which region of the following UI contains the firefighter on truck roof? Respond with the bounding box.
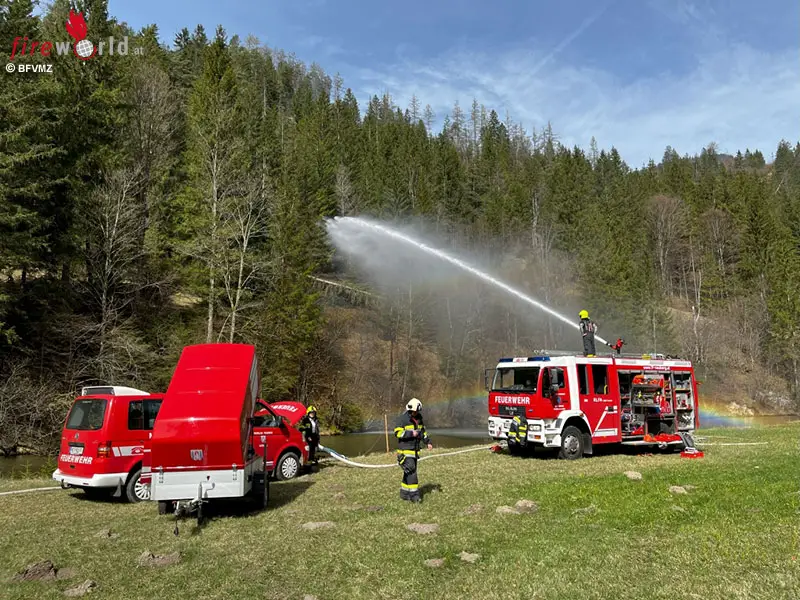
[393,398,432,503]
[579,310,598,357]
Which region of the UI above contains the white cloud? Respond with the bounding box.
[348,39,799,166]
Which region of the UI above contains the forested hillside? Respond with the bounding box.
[2,0,799,454]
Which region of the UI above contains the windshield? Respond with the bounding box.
[66,399,108,430]
[492,367,540,392]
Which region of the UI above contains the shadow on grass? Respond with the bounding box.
[419,483,442,499]
[502,443,684,461]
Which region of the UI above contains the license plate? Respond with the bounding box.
[69,446,83,456]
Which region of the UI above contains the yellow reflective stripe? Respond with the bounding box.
[397,449,416,456]
[394,427,405,438]
[404,424,416,430]
[401,483,419,490]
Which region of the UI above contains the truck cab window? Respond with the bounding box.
[578,365,589,395]
[592,365,609,395]
[492,367,539,392]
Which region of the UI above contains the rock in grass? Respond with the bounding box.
[462,503,483,515]
[303,596,319,600]
[515,499,538,513]
[496,505,519,515]
[459,551,480,564]
[137,551,181,567]
[301,521,335,531]
[93,528,119,539]
[683,485,697,491]
[670,505,686,513]
[572,504,598,516]
[669,486,688,495]
[424,558,445,568]
[63,580,97,597]
[407,523,439,535]
[332,492,346,501]
[624,471,643,481]
[12,560,61,582]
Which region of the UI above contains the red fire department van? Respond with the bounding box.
[486,352,700,458]
[148,343,269,515]
[52,386,163,502]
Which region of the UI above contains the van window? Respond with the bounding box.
[66,399,108,430]
[592,365,609,395]
[252,412,282,428]
[128,399,163,430]
[578,365,589,395]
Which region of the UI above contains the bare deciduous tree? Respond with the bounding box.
[126,63,179,233]
[218,179,271,342]
[82,166,152,382]
[646,194,687,296]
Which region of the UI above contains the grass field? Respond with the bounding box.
[1,424,798,600]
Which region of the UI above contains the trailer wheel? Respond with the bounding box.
[558,426,584,460]
[124,467,148,503]
[158,501,173,515]
[275,452,300,481]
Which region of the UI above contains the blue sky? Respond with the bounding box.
[108,0,799,167]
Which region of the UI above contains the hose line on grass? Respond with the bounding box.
[318,444,496,469]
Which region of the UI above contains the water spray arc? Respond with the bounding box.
[328,216,609,346]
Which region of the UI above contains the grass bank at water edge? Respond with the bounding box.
[1,424,798,600]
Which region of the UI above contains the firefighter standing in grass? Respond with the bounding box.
[579,310,598,357]
[300,405,321,464]
[394,398,432,503]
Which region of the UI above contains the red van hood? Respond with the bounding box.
[259,401,306,426]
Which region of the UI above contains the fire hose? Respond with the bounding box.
[317,444,497,469]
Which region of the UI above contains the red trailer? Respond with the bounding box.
[149,343,268,517]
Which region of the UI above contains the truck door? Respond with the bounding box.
[252,407,283,471]
[541,366,569,413]
[586,364,621,442]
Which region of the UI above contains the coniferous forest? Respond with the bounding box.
[2,0,800,454]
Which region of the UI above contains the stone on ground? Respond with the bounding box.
[406,523,439,535]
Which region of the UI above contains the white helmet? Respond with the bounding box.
[406,398,422,412]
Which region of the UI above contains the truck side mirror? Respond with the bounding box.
[484,369,494,391]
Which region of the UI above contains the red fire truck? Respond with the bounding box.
[486,352,700,458]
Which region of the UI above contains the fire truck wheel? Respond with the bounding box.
[558,425,585,460]
[275,452,300,480]
[124,467,148,503]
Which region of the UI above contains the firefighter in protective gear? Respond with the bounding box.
[507,413,528,453]
[579,310,598,357]
[393,398,432,503]
[299,405,321,464]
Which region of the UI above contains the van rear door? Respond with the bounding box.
[58,397,111,478]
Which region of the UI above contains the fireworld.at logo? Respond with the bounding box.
[9,9,142,62]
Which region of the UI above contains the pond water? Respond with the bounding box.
[2,412,796,476]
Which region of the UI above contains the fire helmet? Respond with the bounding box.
[579,310,589,319]
[406,398,422,412]
[306,405,317,414]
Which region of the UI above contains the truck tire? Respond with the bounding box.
[558,425,585,460]
[124,467,149,503]
[275,452,300,481]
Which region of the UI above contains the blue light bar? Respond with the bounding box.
[498,358,513,362]
[529,356,551,361]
